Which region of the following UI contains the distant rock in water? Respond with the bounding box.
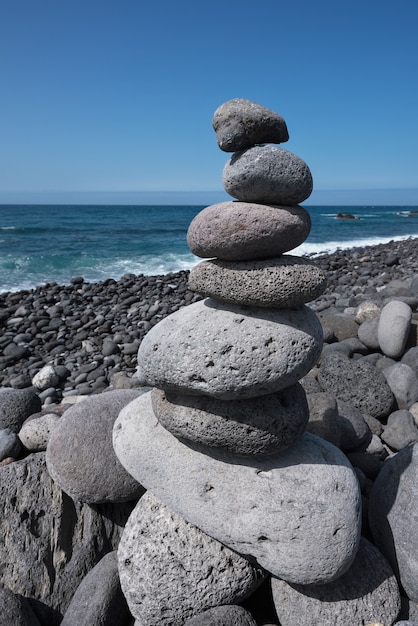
[336,212,361,220]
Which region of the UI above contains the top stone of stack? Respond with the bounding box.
[213,98,289,152]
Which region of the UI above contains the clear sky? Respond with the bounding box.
[1,0,417,205]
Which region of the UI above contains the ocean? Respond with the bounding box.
[1,204,418,294]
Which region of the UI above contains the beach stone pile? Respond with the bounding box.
[111,98,391,625]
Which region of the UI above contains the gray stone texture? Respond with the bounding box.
[319,311,359,342]
[381,409,418,451]
[271,537,401,626]
[336,399,372,451]
[0,586,42,626]
[118,491,265,626]
[354,300,381,324]
[113,392,361,585]
[32,365,60,391]
[317,352,395,419]
[60,551,132,626]
[369,443,418,603]
[383,363,418,409]
[0,452,126,617]
[0,428,21,460]
[184,605,258,626]
[378,300,412,358]
[46,390,146,503]
[212,98,289,152]
[186,202,311,261]
[401,346,418,377]
[188,256,327,308]
[136,299,323,400]
[222,145,313,205]
[357,316,381,350]
[305,392,341,447]
[18,413,60,451]
[0,388,41,432]
[151,383,309,456]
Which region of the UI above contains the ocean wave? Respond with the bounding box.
[294,233,417,257]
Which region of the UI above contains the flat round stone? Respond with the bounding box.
[113,392,361,585]
[187,202,311,261]
[188,256,327,308]
[212,98,289,152]
[223,145,313,205]
[151,383,309,456]
[136,299,323,400]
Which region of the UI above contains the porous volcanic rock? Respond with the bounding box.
[187,202,311,261]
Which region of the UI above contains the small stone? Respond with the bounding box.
[369,442,418,603]
[318,353,394,419]
[187,202,311,261]
[0,388,42,432]
[381,409,418,451]
[378,300,412,358]
[0,586,41,626]
[358,317,380,351]
[136,299,323,400]
[188,256,326,308]
[60,552,131,626]
[383,363,418,409]
[0,428,21,460]
[18,413,60,451]
[222,145,313,205]
[271,537,400,626]
[118,491,265,626]
[32,364,60,391]
[212,98,289,151]
[113,392,361,585]
[151,383,309,456]
[306,392,341,447]
[184,605,258,626]
[355,300,381,324]
[336,399,372,451]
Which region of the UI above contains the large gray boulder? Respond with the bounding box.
[186,202,311,261]
[188,256,326,308]
[118,491,264,626]
[369,443,418,603]
[222,145,313,205]
[60,552,132,626]
[151,383,309,456]
[113,392,361,585]
[0,388,41,432]
[136,299,323,400]
[0,452,126,618]
[46,390,145,503]
[318,352,394,419]
[212,98,289,151]
[271,537,401,626]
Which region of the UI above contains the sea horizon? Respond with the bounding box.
[1,203,418,294]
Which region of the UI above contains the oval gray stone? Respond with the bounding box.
[113,392,361,585]
[0,427,21,460]
[369,443,418,603]
[46,390,146,503]
[378,300,412,358]
[0,388,42,432]
[136,299,323,400]
[151,383,309,456]
[186,202,311,260]
[222,145,313,205]
[317,352,394,419]
[212,98,289,152]
[383,363,418,409]
[188,256,327,308]
[271,537,401,626]
[118,491,265,626]
[19,412,60,451]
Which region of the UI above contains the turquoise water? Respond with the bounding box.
[1,204,418,293]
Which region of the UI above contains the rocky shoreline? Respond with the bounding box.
[0,236,416,401]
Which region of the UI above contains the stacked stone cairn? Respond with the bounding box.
[113,100,401,625]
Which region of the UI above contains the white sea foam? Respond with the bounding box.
[294,233,418,257]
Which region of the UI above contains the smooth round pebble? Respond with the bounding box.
[187,202,311,261]
[32,364,60,391]
[378,300,412,358]
[151,383,309,456]
[136,299,323,400]
[0,428,21,460]
[19,413,60,451]
[188,256,327,308]
[222,145,313,205]
[0,388,42,432]
[212,98,289,151]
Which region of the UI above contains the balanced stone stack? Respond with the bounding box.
[113,100,365,624]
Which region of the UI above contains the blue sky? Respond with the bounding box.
[0,0,417,205]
